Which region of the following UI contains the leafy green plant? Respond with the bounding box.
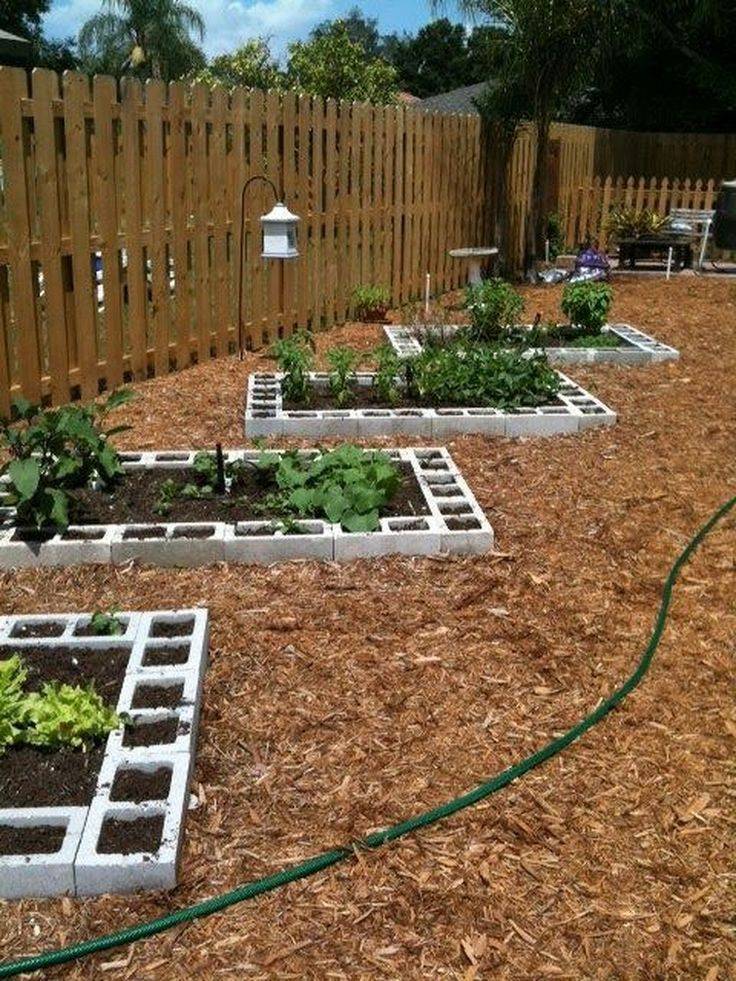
[0,389,135,529]
[255,444,401,533]
[351,284,391,321]
[153,477,181,516]
[23,682,120,750]
[373,344,402,405]
[408,342,560,410]
[0,655,120,755]
[271,331,314,404]
[326,346,361,407]
[561,282,613,333]
[0,656,30,753]
[603,206,667,242]
[464,279,525,342]
[546,212,564,259]
[567,332,620,349]
[89,608,124,636]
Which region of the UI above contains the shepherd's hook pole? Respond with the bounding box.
[237,175,280,360]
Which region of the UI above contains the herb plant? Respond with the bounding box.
[0,389,135,529]
[351,284,390,321]
[561,282,613,333]
[326,346,361,406]
[0,655,120,755]
[465,279,524,343]
[89,608,124,636]
[373,344,402,405]
[271,331,314,404]
[407,342,560,410]
[255,444,400,533]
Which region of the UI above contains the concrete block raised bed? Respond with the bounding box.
[383,323,679,365]
[245,372,616,439]
[0,608,208,898]
[0,449,493,567]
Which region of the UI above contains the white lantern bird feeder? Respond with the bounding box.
[237,175,300,356]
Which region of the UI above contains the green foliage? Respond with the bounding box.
[373,345,402,406]
[408,342,560,410]
[545,212,564,259]
[465,279,525,342]
[77,0,206,81]
[0,656,30,754]
[0,655,120,755]
[351,284,391,320]
[190,39,283,89]
[326,347,362,407]
[271,332,314,405]
[23,682,120,750]
[89,607,124,636]
[566,332,620,349]
[0,389,135,529]
[286,22,398,103]
[255,445,401,533]
[561,282,613,332]
[603,206,667,242]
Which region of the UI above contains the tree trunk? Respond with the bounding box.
[524,113,551,275]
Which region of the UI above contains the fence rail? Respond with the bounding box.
[0,66,734,409]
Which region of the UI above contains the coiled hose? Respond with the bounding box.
[1,494,733,978]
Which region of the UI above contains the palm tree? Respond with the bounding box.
[78,0,205,81]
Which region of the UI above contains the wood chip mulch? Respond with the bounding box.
[0,276,734,979]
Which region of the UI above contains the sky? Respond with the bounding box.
[43,0,470,59]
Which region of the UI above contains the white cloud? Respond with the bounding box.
[43,0,338,58]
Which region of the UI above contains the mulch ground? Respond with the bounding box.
[0,275,734,979]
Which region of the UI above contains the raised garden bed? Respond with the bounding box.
[383,323,679,365]
[245,371,616,438]
[0,448,493,566]
[0,608,208,898]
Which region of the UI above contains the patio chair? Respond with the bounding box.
[666,208,715,270]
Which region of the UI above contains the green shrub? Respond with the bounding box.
[0,389,134,529]
[408,342,560,410]
[254,444,401,533]
[561,282,613,333]
[351,284,391,320]
[464,279,524,342]
[326,346,362,407]
[603,206,666,242]
[271,331,314,404]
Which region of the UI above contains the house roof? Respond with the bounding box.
[0,28,32,63]
[417,82,489,115]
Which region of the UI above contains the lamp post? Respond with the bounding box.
[237,175,300,358]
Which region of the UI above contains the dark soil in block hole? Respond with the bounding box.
[97,813,164,855]
[284,382,566,412]
[123,717,184,748]
[110,766,172,803]
[150,618,194,638]
[65,463,429,525]
[73,620,126,637]
[0,823,67,855]
[9,621,65,638]
[445,516,482,530]
[131,681,184,709]
[0,743,106,807]
[141,644,189,667]
[0,643,129,702]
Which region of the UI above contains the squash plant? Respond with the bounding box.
[0,389,135,529]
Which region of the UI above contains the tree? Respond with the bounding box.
[0,0,49,38]
[77,0,205,81]
[311,6,384,59]
[454,0,601,270]
[389,19,472,99]
[191,39,284,90]
[286,22,398,103]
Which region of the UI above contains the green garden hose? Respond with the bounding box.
[1,494,733,978]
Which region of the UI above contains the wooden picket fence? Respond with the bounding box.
[563,175,722,250]
[0,66,734,409]
[0,67,491,410]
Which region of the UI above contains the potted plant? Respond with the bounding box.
[351,285,391,323]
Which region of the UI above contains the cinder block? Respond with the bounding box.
[333,517,441,560]
[0,807,86,899]
[104,705,196,759]
[223,521,334,564]
[505,410,579,437]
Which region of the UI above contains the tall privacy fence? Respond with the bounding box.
[0,67,734,408]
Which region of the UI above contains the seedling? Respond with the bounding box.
[89,608,124,636]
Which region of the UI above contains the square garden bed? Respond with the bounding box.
[0,608,208,898]
[245,371,616,439]
[384,323,679,365]
[0,448,493,567]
